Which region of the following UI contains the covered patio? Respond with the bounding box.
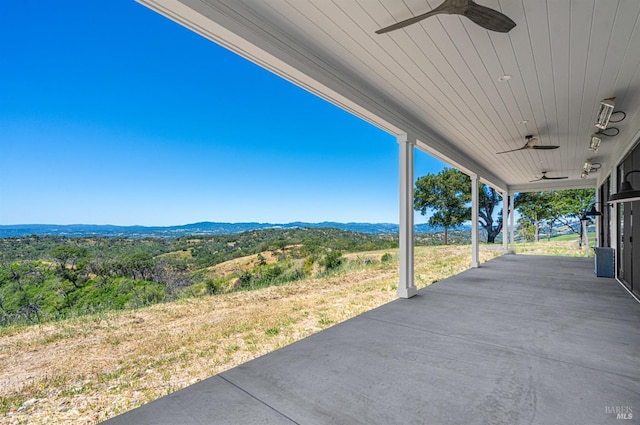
[99,1,640,423]
[103,255,639,424]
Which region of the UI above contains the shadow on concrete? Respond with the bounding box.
[102,255,639,425]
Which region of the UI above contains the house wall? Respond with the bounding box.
[608,141,640,297]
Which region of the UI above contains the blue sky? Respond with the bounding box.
[0,1,446,226]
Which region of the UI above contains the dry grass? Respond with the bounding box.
[1,245,501,424]
[515,237,594,257]
[205,251,278,274]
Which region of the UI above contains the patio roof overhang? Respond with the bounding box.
[138,0,640,193]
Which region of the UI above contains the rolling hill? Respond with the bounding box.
[0,221,454,238]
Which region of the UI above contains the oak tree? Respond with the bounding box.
[415,168,509,244]
[414,168,471,245]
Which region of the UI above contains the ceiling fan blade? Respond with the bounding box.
[463,1,517,33]
[530,171,568,182]
[376,9,442,34]
[496,146,526,154]
[531,145,560,150]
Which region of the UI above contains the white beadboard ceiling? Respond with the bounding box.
[139,0,640,193]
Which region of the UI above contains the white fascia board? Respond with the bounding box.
[138,0,507,191]
[510,179,597,193]
[414,140,506,192]
[596,165,613,188]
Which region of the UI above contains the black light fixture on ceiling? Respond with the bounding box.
[608,170,640,203]
[595,97,626,130]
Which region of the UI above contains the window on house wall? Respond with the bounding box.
[632,142,640,295]
[615,140,640,295]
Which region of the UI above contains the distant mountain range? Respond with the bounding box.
[0,221,457,238]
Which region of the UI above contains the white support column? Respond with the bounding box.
[595,189,601,248]
[471,175,480,268]
[398,134,417,298]
[509,192,516,253]
[502,191,509,254]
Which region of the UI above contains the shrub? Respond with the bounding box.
[236,271,252,289]
[261,264,283,282]
[321,251,343,271]
[381,253,393,263]
[205,279,224,295]
[303,256,314,275]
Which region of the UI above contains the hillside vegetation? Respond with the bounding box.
[0,228,477,329]
[0,229,400,327]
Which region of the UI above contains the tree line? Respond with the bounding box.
[414,168,595,244]
[0,228,399,326]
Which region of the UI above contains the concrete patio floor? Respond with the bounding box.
[102,255,640,425]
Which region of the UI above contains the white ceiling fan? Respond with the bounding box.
[529,171,568,182]
[497,135,559,155]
